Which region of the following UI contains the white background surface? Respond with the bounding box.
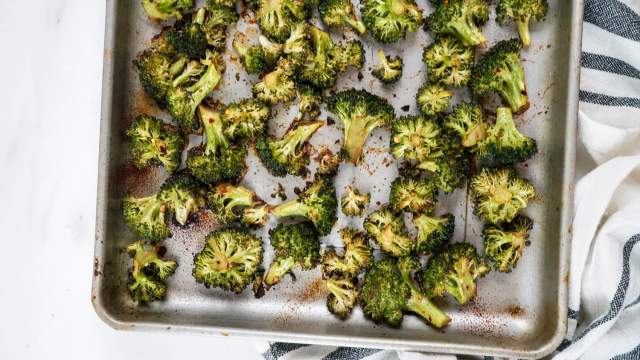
[0,1,260,359]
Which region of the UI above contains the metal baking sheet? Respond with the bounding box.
[93,0,582,358]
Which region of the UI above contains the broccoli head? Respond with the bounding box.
[425,0,489,47]
[271,176,338,235]
[431,130,471,193]
[223,98,271,139]
[122,193,171,242]
[295,84,323,121]
[158,173,205,226]
[283,22,312,66]
[389,177,438,214]
[390,115,442,171]
[416,82,452,116]
[483,215,533,272]
[470,39,529,113]
[127,115,185,174]
[361,0,423,43]
[414,213,455,253]
[142,0,194,21]
[259,35,285,68]
[372,49,403,84]
[327,89,395,163]
[444,102,487,148]
[264,222,321,287]
[255,120,324,177]
[166,19,207,60]
[470,167,536,223]
[477,107,537,165]
[134,41,187,106]
[320,0,367,34]
[199,5,239,50]
[340,186,371,217]
[332,40,365,73]
[497,0,548,47]
[315,148,342,176]
[126,241,178,303]
[256,0,308,42]
[326,277,359,319]
[363,207,413,256]
[233,37,267,74]
[322,227,374,278]
[193,228,263,292]
[207,183,265,225]
[422,35,474,87]
[299,26,338,89]
[252,58,297,105]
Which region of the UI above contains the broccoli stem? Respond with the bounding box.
[186,59,222,107]
[498,62,528,113]
[199,105,228,155]
[516,17,531,48]
[452,18,486,46]
[264,256,295,286]
[271,200,311,219]
[405,292,451,328]
[173,61,204,87]
[343,118,379,163]
[170,57,188,77]
[193,7,206,25]
[345,17,366,35]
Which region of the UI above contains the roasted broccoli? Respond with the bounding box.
[483,215,533,272]
[192,228,264,292]
[127,115,185,174]
[470,39,529,113]
[361,0,423,43]
[332,40,365,72]
[166,17,208,59]
[199,5,239,50]
[390,115,441,171]
[255,120,324,177]
[207,0,237,8]
[327,89,395,163]
[295,84,323,121]
[444,102,487,148]
[497,0,548,47]
[422,35,473,87]
[264,222,321,287]
[431,130,471,193]
[259,35,285,68]
[126,241,177,303]
[299,26,338,89]
[241,202,271,228]
[420,242,490,304]
[322,227,373,278]
[271,176,338,235]
[360,257,451,327]
[389,177,438,214]
[233,37,267,74]
[363,207,413,256]
[223,98,271,139]
[207,183,268,225]
[425,0,489,47]
[316,147,342,176]
[470,167,536,223]
[340,185,371,216]
[122,192,171,242]
[371,49,403,84]
[283,22,312,66]
[414,213,455,254]
[158,173,205,226]
[252,58,297,105]
[416,82,452,116]
[320,0,367,34]
[326,277,359,319]
[255,0,308,42]
[142,0,194,21]
[477,107,537,164]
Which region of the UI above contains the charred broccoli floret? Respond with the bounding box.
[134,37,187,106]
[414,213,455,254]
[241,202,271,228]
[127,115,185,174]
[255,120,324,177]
[223,98,271,139]
[295,84,322,121]
[371,49,403,84]
[431,130,471,193]
[477,107,537,164]
[256,0,308,42]
[299,26,338,89]
[420,242,490,304]
[252,58,297,105]
[233,37,267,74]
[332,40,365,73]
[126,241,177,303]
[199,5,239,50]
[416,82,452,116]
[483,215,533,272]
[360,257,451,327]
[320,0,367,34]
[470,39,529,113]
[326,277,359,319]
[363,207,413,256]
[158,173,205,226]
[327,89,395,163]
[390,115,441,171]
[207,183,268,225]
[361,0,423,43]
[422,36,473,87]
[497,0,548,47]
[271,176,338,235]
[259,35,285,68]
[470,167,536,223]
[142,0,194,21]
[322,227,373,278]
[389,177,438,214]
[192,228,263,292]
[444,102,487,148]
[122,193,171,242]
[166,17,207,59]
[315,148,342,176]
[283,22,312,66]
[264,222,321,287]
[340,186,371,216]
[425,0,489,47]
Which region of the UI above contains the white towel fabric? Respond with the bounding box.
[258,0,640,358]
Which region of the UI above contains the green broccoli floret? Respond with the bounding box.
[361,0,423,43]
[320,0,367,34]
[223,98,271,139]
[425,0,489,47]
[255,120,324,177]
[315,148,342,176]
[422,36,473,87]
[252,58,297,105]
[414,213,454,253]
[283,22,312,66]
[420,242,490,304]
[271,176,338,235]
[332,40,365,72]
[199,5,239,50]
[470,167,536,224]
[126,241,178,303]
[256,0,308,42]
[430,130,471,193]
[264,222,321,287]
[477,107,537,164]
[207,183,267,225]
[483,215,533,272]
[389,177,438,214]
[371,49,403,84]
[327,89,395,163]
[363,207,413,256]
[126,115,185,174]
[134,39,187,106]
[258,35,285,68]
[299,26,338,89]
[326,277,359,319]
[122,193,171,242]
[497,0,548,47]
[166,19,207,59]
[444,102,487,148]
[340,186,371,216]
[142,0,194,21]
[192,228,263,292]
[360,257,451,327]
[416,82,452,116]
[233,37,267,74]
[158,173,205,226]
[390,115,442,171]
[470,39,529,114]
[295,84,323,121]
[322,228,373,278]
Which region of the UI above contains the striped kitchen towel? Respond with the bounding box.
[258,0,640,358]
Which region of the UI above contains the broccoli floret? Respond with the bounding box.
[389,177,438,214]
[171,59,206,88]
[363,207,413,256]
[420,242,490,304]
[258,35,285,68]
[134,42,187,106]
[327,89,395,163]
[207,183,265,225]
[192,228,263,292]
[425,0,489,47]
[371,49,403,84]
[322,228,373,278]
[283,22,312,66]
[361,0,423,43]
[332,40,365,72]
[444,102,487,148]
[255,120,324,177]
[416,83,452,116]
[299,26,338,89]
[122,193,171,242]
[470,39,529,113]
[241,202,271,228]
[414,213,454,253]
[483,215,533,272]
[477,107,537,164]
[295,84,323,121]
[142,0,194,21]
[360,257,451,327]
[422,36,473,87]
[470,167,536,223]
[497,0,548,47]
[326,277,359,319]
[431,130,471,193]
[126,115,185,174]
[264,222,321,287]
[256,0,308,42]
[166,20,207,59]
[200,5,239,50]
[126,241,178,303]
[390,115,442,171]
[319,0,367,34]
[207,0,237,8]
[233,37,267,74]
[158,173,205,226]
[252,58,297,105]
[271,176,338,235]
[340,186,371,216]
[315,148,342,176]
[166,50,225,130]
[223,98,271,139]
